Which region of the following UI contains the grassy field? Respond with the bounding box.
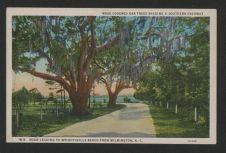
[149,104,209,138]
[13,103,125,137]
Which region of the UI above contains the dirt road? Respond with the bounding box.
[45,103,156,137]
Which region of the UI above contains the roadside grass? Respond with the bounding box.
[13,103,125,137]
[149,104,209,138]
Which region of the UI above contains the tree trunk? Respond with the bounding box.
[108,92,118,108]
[69,83,91,115]
[69,89,90,116]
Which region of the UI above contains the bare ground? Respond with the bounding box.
[45,103,156,137]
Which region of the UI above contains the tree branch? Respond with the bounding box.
[63,71,76,91]
[83,17,96,71]
[86,73,98,91]
[115,81,133,94]
[100,77,112,94]
[132,54,157,70]
[77,25,87,81]
[96,35,119,53]
[18,68,71,92]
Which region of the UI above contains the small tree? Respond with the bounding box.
[29,88,43,105]
[13,87,30,111]
[47,92,54,101]
[12,87,30,128]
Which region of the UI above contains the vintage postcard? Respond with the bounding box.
[6,8,216,144]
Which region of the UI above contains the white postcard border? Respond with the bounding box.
[6,8,217,144]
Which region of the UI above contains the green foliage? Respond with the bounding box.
[12,16,120,74]
[123,96,131,103]
[134,17,209,125]
[29,88,43,102]
[149,105,209,137]
[12,87,30,110]
[13,104,125,136]
[13,16,210,118]
[47,92,55,101]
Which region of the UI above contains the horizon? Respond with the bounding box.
[12,70,135,97]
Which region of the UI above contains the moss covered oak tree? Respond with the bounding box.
[13,16,119,115]
[98,17,182,107]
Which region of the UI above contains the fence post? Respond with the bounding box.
[93,99,96,109]
[160,101,162,107]
[167,102,169,109]
[56,100,59,117]
[175,104,178,114]
[194,107,197,122]
[16,105,19,129]
[68,104,71,112]
[40,103,43,121]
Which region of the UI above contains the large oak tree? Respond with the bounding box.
[13,16,119,115]
[99,17,184,107]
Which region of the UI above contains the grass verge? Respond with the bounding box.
[13,104,125,137]
[149,104,209,138]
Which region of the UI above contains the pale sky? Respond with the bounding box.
[12,59,135,96]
